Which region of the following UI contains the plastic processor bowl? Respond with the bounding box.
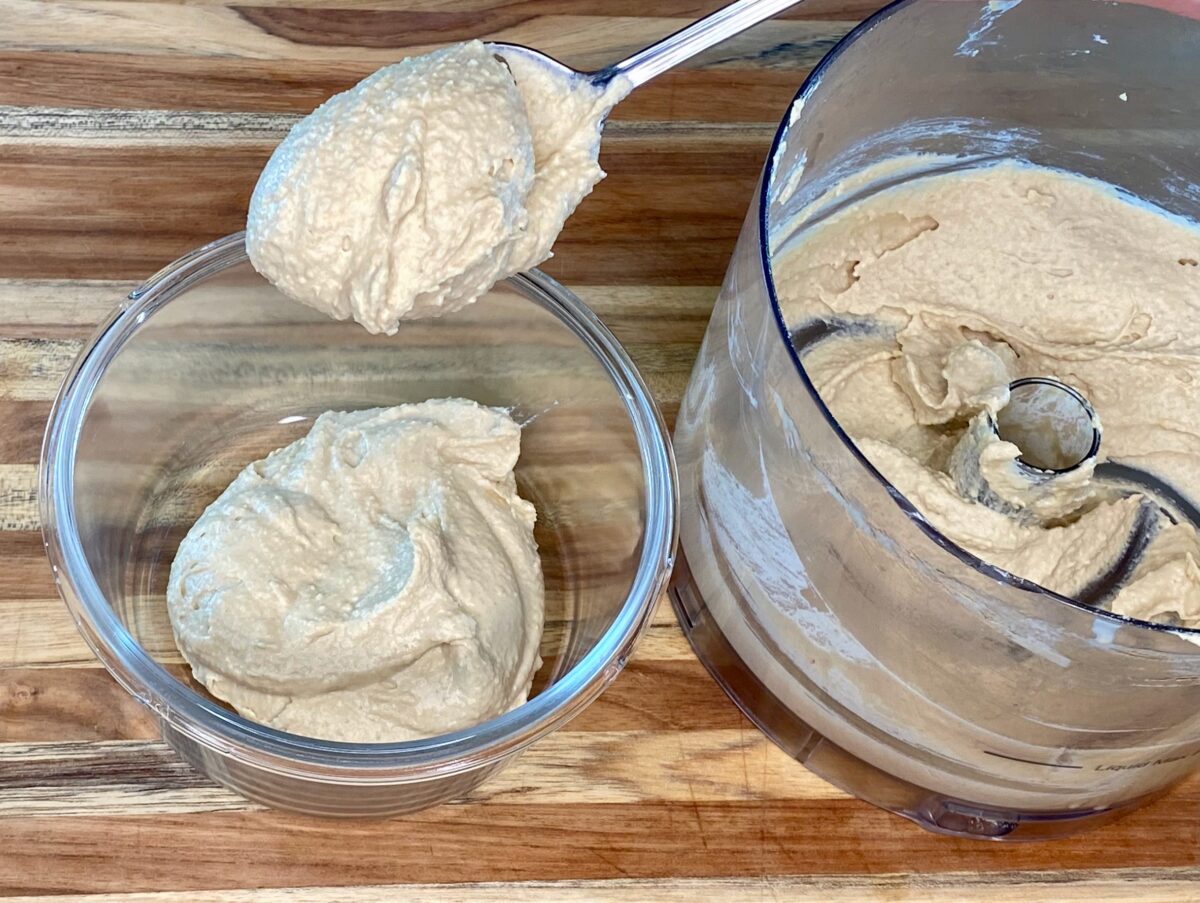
[40,233,677,817]
[671,0,1200,840]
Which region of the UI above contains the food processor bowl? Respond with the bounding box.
[671,0,1200,840]
[41,234,677,817]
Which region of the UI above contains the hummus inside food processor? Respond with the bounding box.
[168,400,545,743]
[246,39,629,335]
[775,160,1200,627]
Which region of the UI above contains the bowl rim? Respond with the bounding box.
[757,0,1200,639]
[40,232,680,780]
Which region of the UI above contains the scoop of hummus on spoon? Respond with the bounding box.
[247,40,626,334]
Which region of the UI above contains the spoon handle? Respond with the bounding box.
[594,0,805,88]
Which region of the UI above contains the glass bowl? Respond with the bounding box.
[40,233,677,817]
[671,0,1200,840]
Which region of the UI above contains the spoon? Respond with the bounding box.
[490,0,804,91]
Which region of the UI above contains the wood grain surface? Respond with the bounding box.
[2,0,1200,900]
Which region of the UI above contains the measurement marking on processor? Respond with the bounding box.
[982,750,1083,770]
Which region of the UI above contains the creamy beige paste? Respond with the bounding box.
[247,40,628,335]
[775,161,1200,627]
[167,399,545,742]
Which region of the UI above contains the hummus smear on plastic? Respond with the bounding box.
[776,161,1200,628]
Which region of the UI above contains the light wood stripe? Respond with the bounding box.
[0,106,300,144]
[0,545,683,625]
[0,340,82,402]
[0,105,779,146]
[0,596,89,668]
[0,338,693,401]
[0,279,715,332]
[5,869,1200,903]
[0,603,696,668]
[0,278,137,325]
[0,464,39,531]
[0,731,848,817]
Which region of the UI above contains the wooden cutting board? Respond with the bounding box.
[2,0,1199,899]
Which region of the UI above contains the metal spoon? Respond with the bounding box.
[490,0,803,92]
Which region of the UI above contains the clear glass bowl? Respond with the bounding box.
[671,0,1200,840]
[41,233,677,817]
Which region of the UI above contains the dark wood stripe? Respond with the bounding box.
[3,794,1200,894]
[0,654,743,743]
[0,668,162,743]
[0,402,52,465]
[0,61,810,122]
[0,534,55,601]
[0,741,210,792]
[0,142,761,283]
[230,0,872,42]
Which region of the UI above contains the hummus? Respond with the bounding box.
[775,161,1200,628]
[167,399,545,742]
[246,40,628,335]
